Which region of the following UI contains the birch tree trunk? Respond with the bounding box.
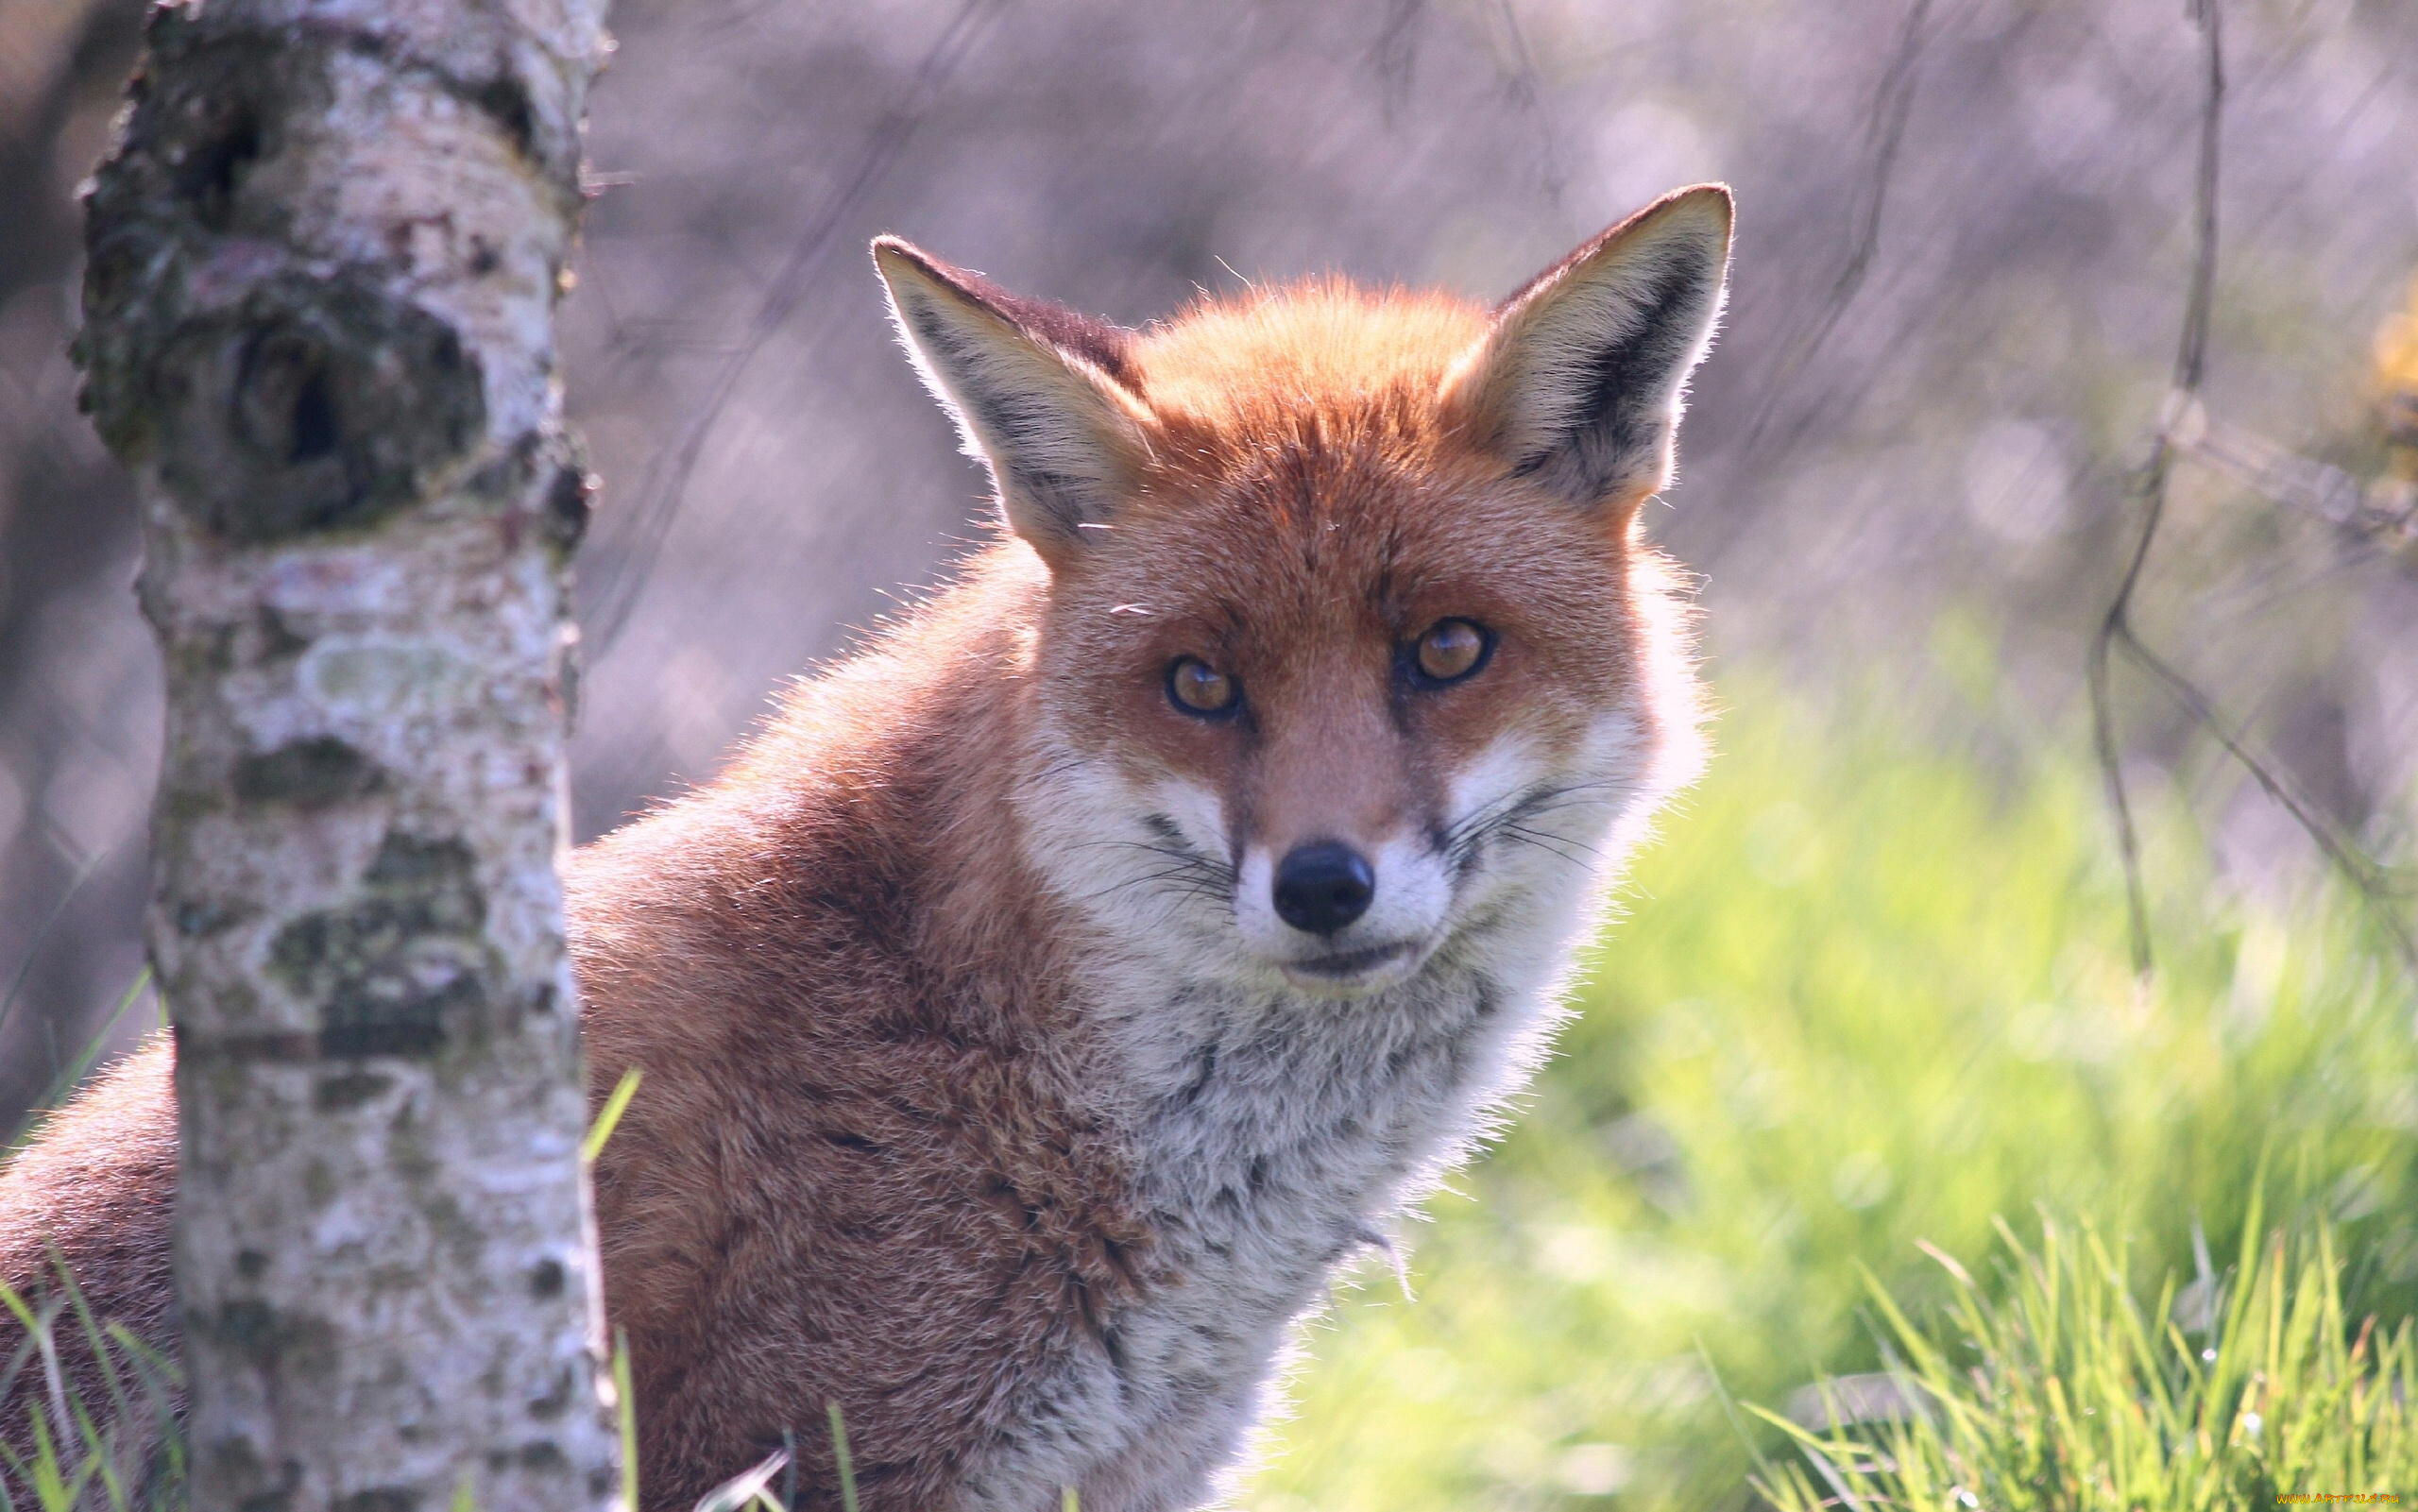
[74,1,623,1504]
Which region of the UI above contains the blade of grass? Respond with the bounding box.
[62,1393,125,1512]
[827,1402,860,1512]
[105,1324,183,1510]
[48,1246,133,1446]
[0,1282,44,1421]
[693,1448,789,1512]
[586,1069,643,1164]
[615,1328,639,1512]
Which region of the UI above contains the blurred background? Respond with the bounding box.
[2,1,2415,1506]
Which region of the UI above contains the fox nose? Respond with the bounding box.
[1272,841,1375,937]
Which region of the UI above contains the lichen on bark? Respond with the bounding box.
[75,0,622,1505]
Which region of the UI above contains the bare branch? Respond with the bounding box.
[2088,0,2223,978]
[2172,404,2418,542]
[2119,626,2418,972]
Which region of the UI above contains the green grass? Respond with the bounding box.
[1241,689,2418,1511]
[1749,1206,2417,1512]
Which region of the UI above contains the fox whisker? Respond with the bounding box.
[1081,858,1237,911]
[1498,825,1597,869]
[1444,778,1628,875]
[1075,836,1238,885]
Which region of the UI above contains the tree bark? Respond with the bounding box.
[74,1,622,1506]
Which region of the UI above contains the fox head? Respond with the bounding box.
[875,187,1728,1002]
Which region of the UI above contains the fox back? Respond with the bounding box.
[0,184,1733,1511]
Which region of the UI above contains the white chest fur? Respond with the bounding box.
[1104,955,1554,1494]
[951,900,1596,1512]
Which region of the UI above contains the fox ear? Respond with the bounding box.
[873,237,1149,565]
[1449,183,1732,512]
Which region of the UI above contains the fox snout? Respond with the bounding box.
[1225,812,1461,994]
[1270,841,1373,936]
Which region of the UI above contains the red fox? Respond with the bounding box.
[1,183,1732,1510]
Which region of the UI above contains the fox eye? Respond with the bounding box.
[1413,620,1492,685]
[1167,656,1241,717]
